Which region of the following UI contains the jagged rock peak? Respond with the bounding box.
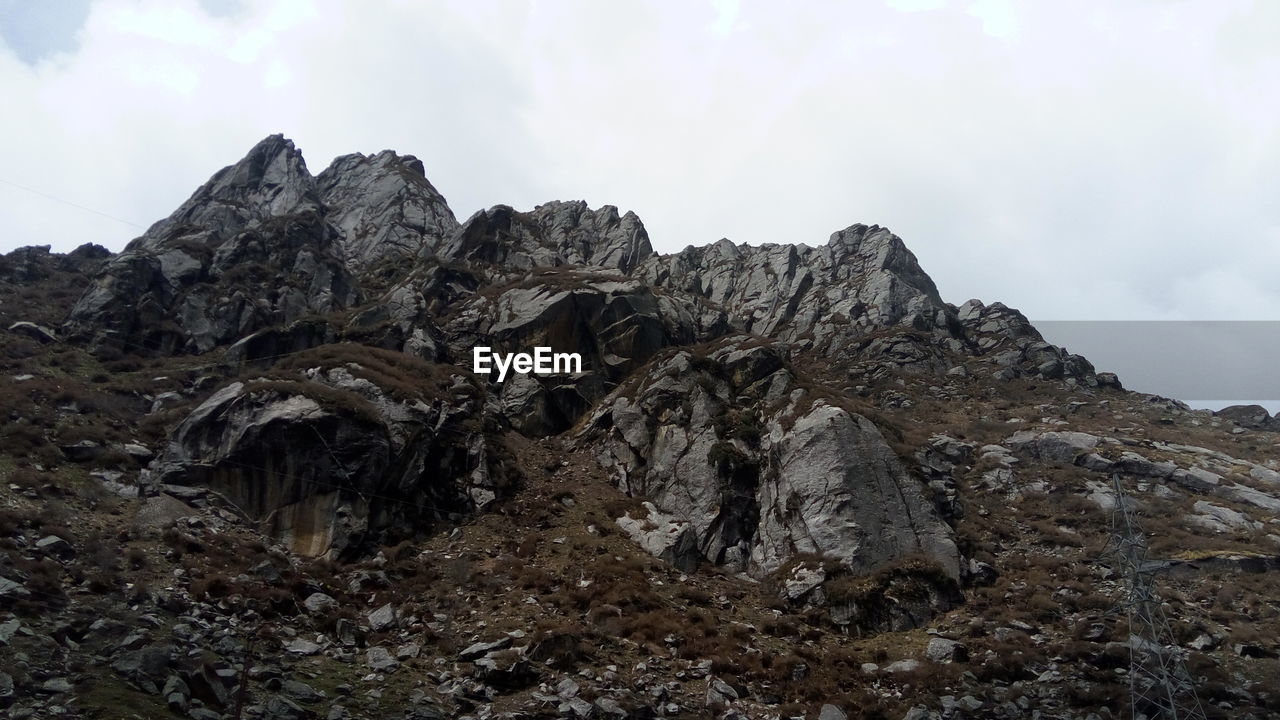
[215,133,310,194]
[824,223,941,296]
[324,148,430,179]
[637,221,949,343]
[827,222,888,246]
[64,134,358,354]
[316,149,460,269]
[144,133,318,241]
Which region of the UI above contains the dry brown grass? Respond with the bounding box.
[272,342,476,402]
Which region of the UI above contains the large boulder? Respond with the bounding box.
[1215,404,1276,431]
[1005,430,1102,463]
[145,346,517,556]
[754,403,960,577]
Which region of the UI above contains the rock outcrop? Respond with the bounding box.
[440,201,654,277]
[316,150,459,273]
[0,243,111,283]
[145,347,516,557]
[444,271,727,434]
[578,336,961,579]
[65,136,360,354]
[638,225,947,345]
[954,298,1099,383]
[1215,404,1277,431]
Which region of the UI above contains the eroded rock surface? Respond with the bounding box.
[317,150,459,271]
[579,337,960,579]
[66,135,360,354]
[146,355,516,557]
[441,201,654,276]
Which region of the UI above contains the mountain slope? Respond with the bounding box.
[1,136,1278,720]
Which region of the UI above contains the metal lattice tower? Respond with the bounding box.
[1105,474,1208,720]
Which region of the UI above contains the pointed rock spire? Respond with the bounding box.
[144,134,319,243]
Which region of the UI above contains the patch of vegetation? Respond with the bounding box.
[242,379,383,426]
[270,342,477,403]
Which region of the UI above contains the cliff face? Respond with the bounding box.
[3,135,1278,719]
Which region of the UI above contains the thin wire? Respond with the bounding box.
[0,178,146,230]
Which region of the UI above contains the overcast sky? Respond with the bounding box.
[1,1,1278,405]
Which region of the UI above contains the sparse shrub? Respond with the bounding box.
[190,574,231,600]
[271,343,473,403]
[0,510,23,536]
[87,572,120,594]
[442,556,475,585]
[528,622,589,668]
[125,547,147,570]
[677,585,712,606]
[11,556,66,614]
[0,423,52,459]
[243,379,382,426]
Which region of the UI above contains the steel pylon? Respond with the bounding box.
[1104,473,1208,720]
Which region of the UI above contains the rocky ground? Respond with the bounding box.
[1,136,1278,719]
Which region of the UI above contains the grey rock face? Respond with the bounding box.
[885,659,922,674]
[956,299,1099,383]
[630,227,1101,388]
[441,201,654,275]
[704,676,738,709]
[1186,501,1260,533]
[284,638,322,655]
[364,645,398,672]
[819,704,849,720]
[111,643,175,694]
[639,225,946,346]
[1005,430,1101,463]
[367,603,397,632]
[458,636,513,662]
[317,150,459,271]
[303,593,338,614]
[145,360,517,557]
[0,576,30,600]
[755,403,960,577]
[615,502,701,572]
[0,242,111,284]
[579,336,960,579]
[445,271,726,435]
[66,135,360,354]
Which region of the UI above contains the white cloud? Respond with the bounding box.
[0,0,1277,325]
[887,0,947,12]
[966,0,1017,39]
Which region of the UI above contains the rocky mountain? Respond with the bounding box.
[2,136,1278,720]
